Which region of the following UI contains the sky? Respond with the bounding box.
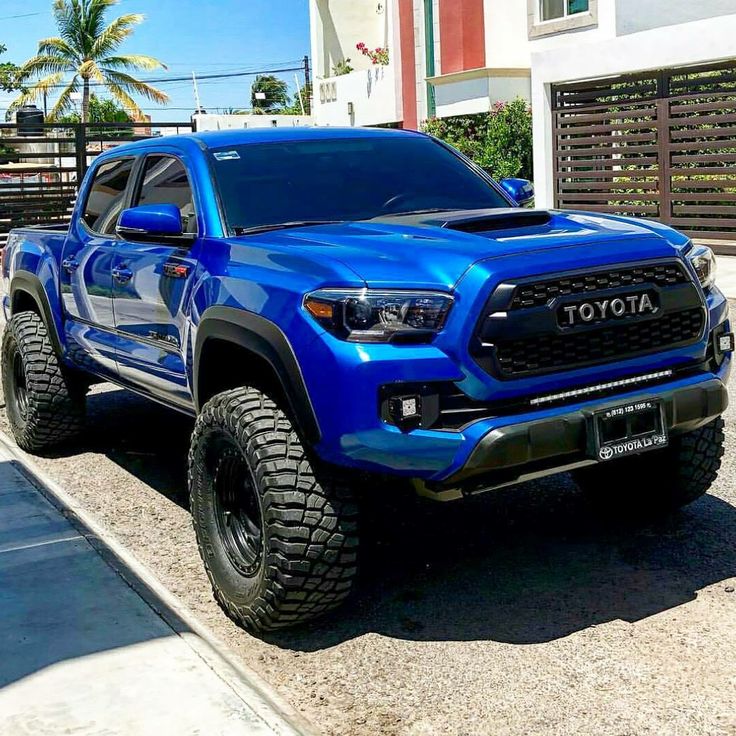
[0,0,311,121]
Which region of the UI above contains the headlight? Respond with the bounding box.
[688,244,717,290]
[304,289,454,343]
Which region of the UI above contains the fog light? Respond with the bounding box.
[388,394,422,429]
[718,333,735,354]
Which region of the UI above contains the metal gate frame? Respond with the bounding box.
[552,60,736,241]
[0,120,192,247]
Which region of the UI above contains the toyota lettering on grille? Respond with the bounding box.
[559,292,659,327]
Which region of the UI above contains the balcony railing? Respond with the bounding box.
[315,64,400,127]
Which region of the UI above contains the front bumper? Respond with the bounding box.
[436,376,727,493]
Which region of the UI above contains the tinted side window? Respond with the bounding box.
[135,156,197,233]
[82,158,135,235]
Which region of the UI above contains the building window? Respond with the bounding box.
[540,0,589,22]
[528,0,596,37]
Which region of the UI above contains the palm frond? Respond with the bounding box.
[37,37,81,65]
[86,0,120,42]
[90,13,144,59]
[53,0,85,55]
[104,79,143,120]
[9,72,66,110]
[101,69,169,104]
[48,75,81,120]
[99,54,166,72]
[18,54,73,80]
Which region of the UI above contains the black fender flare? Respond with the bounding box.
[194,306,321,444]
[9,272,64,357]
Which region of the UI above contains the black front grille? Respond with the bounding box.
[509,263,690,310]
[495,307,704,378]
[473,260,706,380]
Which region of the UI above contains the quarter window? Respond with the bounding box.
[540,0,589,21]
[82,158,135,235]
[134,155,197,234]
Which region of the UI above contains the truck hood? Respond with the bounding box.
[251,209,691,290]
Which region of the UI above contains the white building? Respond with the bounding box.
[192,113,314,131]
[309,0,532,129]
[529,0,736,241]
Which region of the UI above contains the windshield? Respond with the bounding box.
[208,136,511,233]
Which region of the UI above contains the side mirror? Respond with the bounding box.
[499,178,535,207]
[117,203,186,241]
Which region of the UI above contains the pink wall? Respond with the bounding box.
[439,0,486,74]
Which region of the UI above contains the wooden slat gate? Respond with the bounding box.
[553,60,736,243]
[0,121,192,248]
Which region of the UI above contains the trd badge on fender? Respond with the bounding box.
[560,292,658,327]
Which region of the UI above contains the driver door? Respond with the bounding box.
[111,153,200,409]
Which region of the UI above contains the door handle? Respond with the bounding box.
[112,266,133,284]
[61,257,79,274]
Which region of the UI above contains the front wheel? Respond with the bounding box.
[573,417,725,516]
[188,387,359,632]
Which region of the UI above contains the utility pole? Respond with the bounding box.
[192,71,202,113]
[303,55,311,114]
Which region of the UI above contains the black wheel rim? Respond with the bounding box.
[12,350,28,420]
[211,438,263,577]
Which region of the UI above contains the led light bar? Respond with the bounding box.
[529,370,674,407]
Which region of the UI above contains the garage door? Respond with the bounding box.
[552,61,736,243]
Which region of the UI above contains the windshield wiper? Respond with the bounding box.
[233,220,344,236]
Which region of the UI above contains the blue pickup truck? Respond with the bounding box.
[1,127,731,631]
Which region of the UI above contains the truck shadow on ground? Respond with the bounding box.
[80,386,736,650]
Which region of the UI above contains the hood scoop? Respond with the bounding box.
[427,208,552,234]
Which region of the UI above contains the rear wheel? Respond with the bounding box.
[1,312,86,452]
[573,417,725,516]
[189,386,359,632]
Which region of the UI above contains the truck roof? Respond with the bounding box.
[99,126,424,158]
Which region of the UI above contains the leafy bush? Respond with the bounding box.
[332,59,353,76]
[423,98,533,181]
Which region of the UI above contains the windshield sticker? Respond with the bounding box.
[213,150,241,161]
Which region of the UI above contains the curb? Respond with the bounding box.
[0,430,318,736]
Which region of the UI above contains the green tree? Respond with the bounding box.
[250,74,289,114]
[424,98,533,180]
[0,44,22,93]
[13,0,168,123]
[283,82,312,116]
[58,93,131,123]
[57,93,133,135]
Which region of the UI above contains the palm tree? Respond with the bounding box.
[250,75,289,114]
[13,0,168,122]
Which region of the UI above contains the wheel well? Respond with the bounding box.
[197,338,286,410]
[12,289,41,316]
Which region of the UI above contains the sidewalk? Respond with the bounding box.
[0,437,309,736]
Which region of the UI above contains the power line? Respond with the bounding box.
[16,64,306,91]
[0,11,45,20]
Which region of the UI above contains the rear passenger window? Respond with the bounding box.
[135,156,197,234]
[82,158,134,235]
